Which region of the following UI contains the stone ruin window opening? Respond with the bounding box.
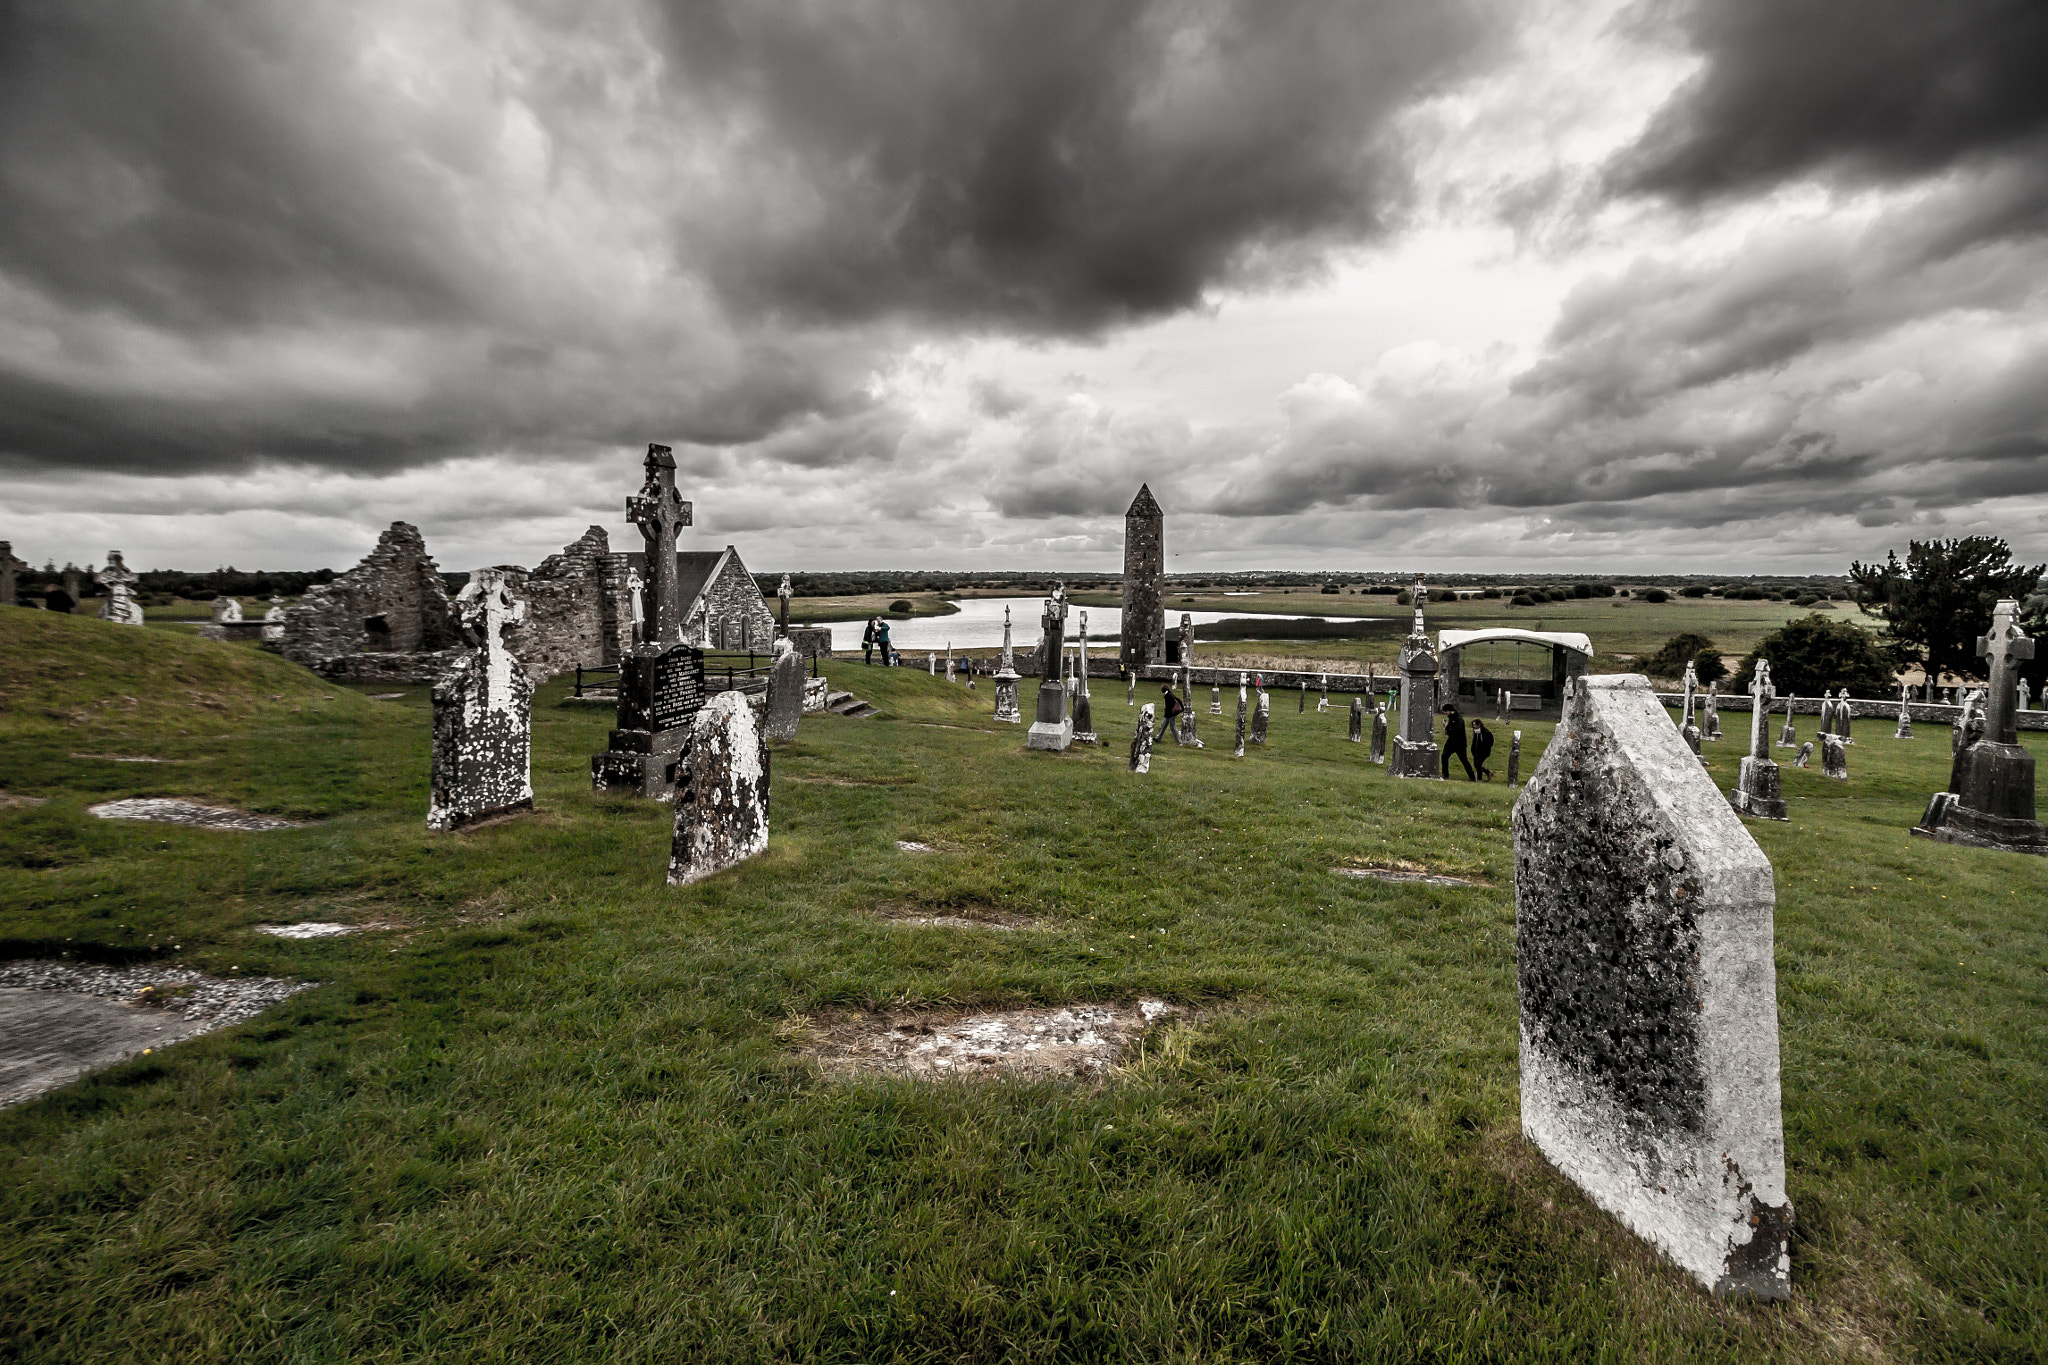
[363,613,394,651]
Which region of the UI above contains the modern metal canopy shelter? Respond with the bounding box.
[1437,628,1594,708]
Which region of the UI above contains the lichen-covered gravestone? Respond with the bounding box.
[1913,598,2045,855]
[668,691,770,886]
[1727,660,1787,820]
[1506,729,1521,786]
[1513,674,1792,1300]
[764,638,805,742]
[1348,696,1364,743]
[1233,677,1247,758]
[1250,689,1270,744]
[428,569,534,831]
[1819,733,1847,780]
[1370,703,1388,764]
[1777,697,1797,749]
[1130,704,1154,774]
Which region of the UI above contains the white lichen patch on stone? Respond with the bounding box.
[802,1000,1177,1079]
[252,921,386,939]
[668,691,770,886]
[873,902,1036,931]
[0,960,313,1108]
[70,752,177,763]
[1334,866,1486,887]
[87,799,302,831]
[895,840,936,853]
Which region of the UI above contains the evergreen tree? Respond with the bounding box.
[1849,537,2043,686]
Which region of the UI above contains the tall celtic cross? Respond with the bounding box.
[626,444,692,645]
[1040,582,1068,683]
[1409,575,1428,638]
[1748,660,1776,760]
[1681,660,1699,729]
[1978,598,2035,745]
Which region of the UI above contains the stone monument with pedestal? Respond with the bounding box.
[993,606,1021,723]
[1913,599,2046,855]
[1728,660,1787,820]
[1072,613,1098,744]
[1390,578,1441,779]
[1026,583,1073,751]
[592,444,703,800]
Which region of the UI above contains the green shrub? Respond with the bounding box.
[1641,588,1669,603]
[1509,594,1535,607]
[1729,614,1894,697]
[1679,585,1708,598]
[1571,584,1594,599]
[1642,632,1728,684]
[888,599,913,613]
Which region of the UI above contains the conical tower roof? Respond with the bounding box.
[1125,483,1162,518]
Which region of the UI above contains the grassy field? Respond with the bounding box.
[786,593,965,625]
[1,609,2043,1362]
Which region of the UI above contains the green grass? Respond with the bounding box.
[1,612,2044,1361]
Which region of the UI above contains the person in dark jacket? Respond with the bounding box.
[861,617,877,665]
[1470,716,1495,780]
[873,618,892,666]
[1441,703,1475,780]
[1155,683,1186,742]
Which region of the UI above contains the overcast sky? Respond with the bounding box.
[2,0,2044,576]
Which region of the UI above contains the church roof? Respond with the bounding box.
[1125,484,1162,518]
[624,546,764,624]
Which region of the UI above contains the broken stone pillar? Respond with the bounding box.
[1349,696,1364,742]
[993,606,1021,724]
[1513,673,1792,1300]
[764,638,805,742]
[428,569,534,831]
[1820,733,1847,781]
[1026,583,1073,751]
[1130,704,1154,773]
[667,691,770,886]
[1370,703,1388,764]
[94,552,144,626]
[1392,577,1442,778]
[1913,599,2045,855]
[1251,688,1270,744]
[1506,730,1521,786]
[1728,660,1787,821]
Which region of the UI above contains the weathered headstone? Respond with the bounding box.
[628,443,692,643]
[1026,583,1073,751]
[1251,688,1270,744]
[1913,599,2045,855]
[776,573,791,637]
[428,569,534,831]
[94,552,143,626]
[1703,682,1722,740]
[1370,702,1388,764]
[1176,661,1201,747]
[1836,690,1854,744]
[1819,733,1847,780]
[1728,660,1787,820]
[667,691,770,886]
[1895,681,1913,739]
[262,595,287,641]
[1209,682,1222,715]
[764,638,805,742]
[2019,679,2033,712]
[1951,692,1978,756]
[1391,577,1442,779]
[1793,741,1812,769]
[1298,680,1306,713]
[1513,674,1792,1300]
[1678,662,1704,759]
[1234,675,1247,758]
[944,646,955,683]
[1318,675,1330,713]
[1072,614,1098,744]
[1130,704,1154,773]
[1348,695,1364,742]
[1127,670,1135,706]
[1776,696,1797,749]
[211,595,243,624]
[1506,729,1521,786]
[993,606,1021,723]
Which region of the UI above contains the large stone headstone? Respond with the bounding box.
[764,638,805,742]
[1819,733,1847,781]
[1836,690,1854,744]
[1391,577,1441,778]
[1506,729,1521,786]
[1209,682,1221,715]
[1513,674,1792,1300]
[428,569,534,831]
[1776,697,1797,749]
[94,552,144,626]
[667,691,770,886]
[1913,599,2045,855]
[592,642,706,799]
[1130,704,1154,773]
[627,443,693,644]
[1728,660,1788,820]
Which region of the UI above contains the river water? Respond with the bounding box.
[808,595,1372,652]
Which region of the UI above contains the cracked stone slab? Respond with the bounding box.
[0,961,313,1108]
[87,799,303,831]
[802,1000,1176,1079]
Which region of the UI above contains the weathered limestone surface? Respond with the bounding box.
[1506,730,1521,786]
[0,542,24,606]
[1370,704,1388,764]
[1130,704,1154,773]
[1819,733,1847,780]
[276,523,461,681]
[667,691,770,886]
[1728,660,1787,821]
[1914,599,2045,854]
[1119,485,1164,673]
[1250,690,1269,744]
[1513,674,1792,1300]
[764,639,805,742]
[428,570,534,831]
[1392,578,1441,778]
[993,605,1021,723]
[1349,696,1364,743]
[95,552,144,626]
[1027,585,1073,751]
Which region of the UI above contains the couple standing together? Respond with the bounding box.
[860,617,892,665]
[1440,703,1496,780]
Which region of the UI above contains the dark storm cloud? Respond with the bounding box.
[654,0,1497,331]
[1615,0,2048,200]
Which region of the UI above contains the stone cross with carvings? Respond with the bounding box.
[777,573,792,636]
[1978,598,2035,746]
[626,444,692,646]
[1748,660,1776,760]
[1040,582,1068,683]
[459,568,528,714]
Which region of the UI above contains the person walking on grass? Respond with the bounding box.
[1441,703,1475,780]
[861,617,877,666]
[1155,682,1186,743]
[1470,716,1495,781]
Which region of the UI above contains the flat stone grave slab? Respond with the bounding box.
[87,798,303,831]
[873,902,1036,932]
[895,840,936,853]
[801,1000,1176,1079]
[1334,864,1486,887]
[0,961,311,1108]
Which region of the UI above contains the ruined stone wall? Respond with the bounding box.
[695,551,777,652]
[276,522,460,681]
[501,527,613,683]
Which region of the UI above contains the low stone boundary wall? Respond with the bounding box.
[1651,693,2048,732]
